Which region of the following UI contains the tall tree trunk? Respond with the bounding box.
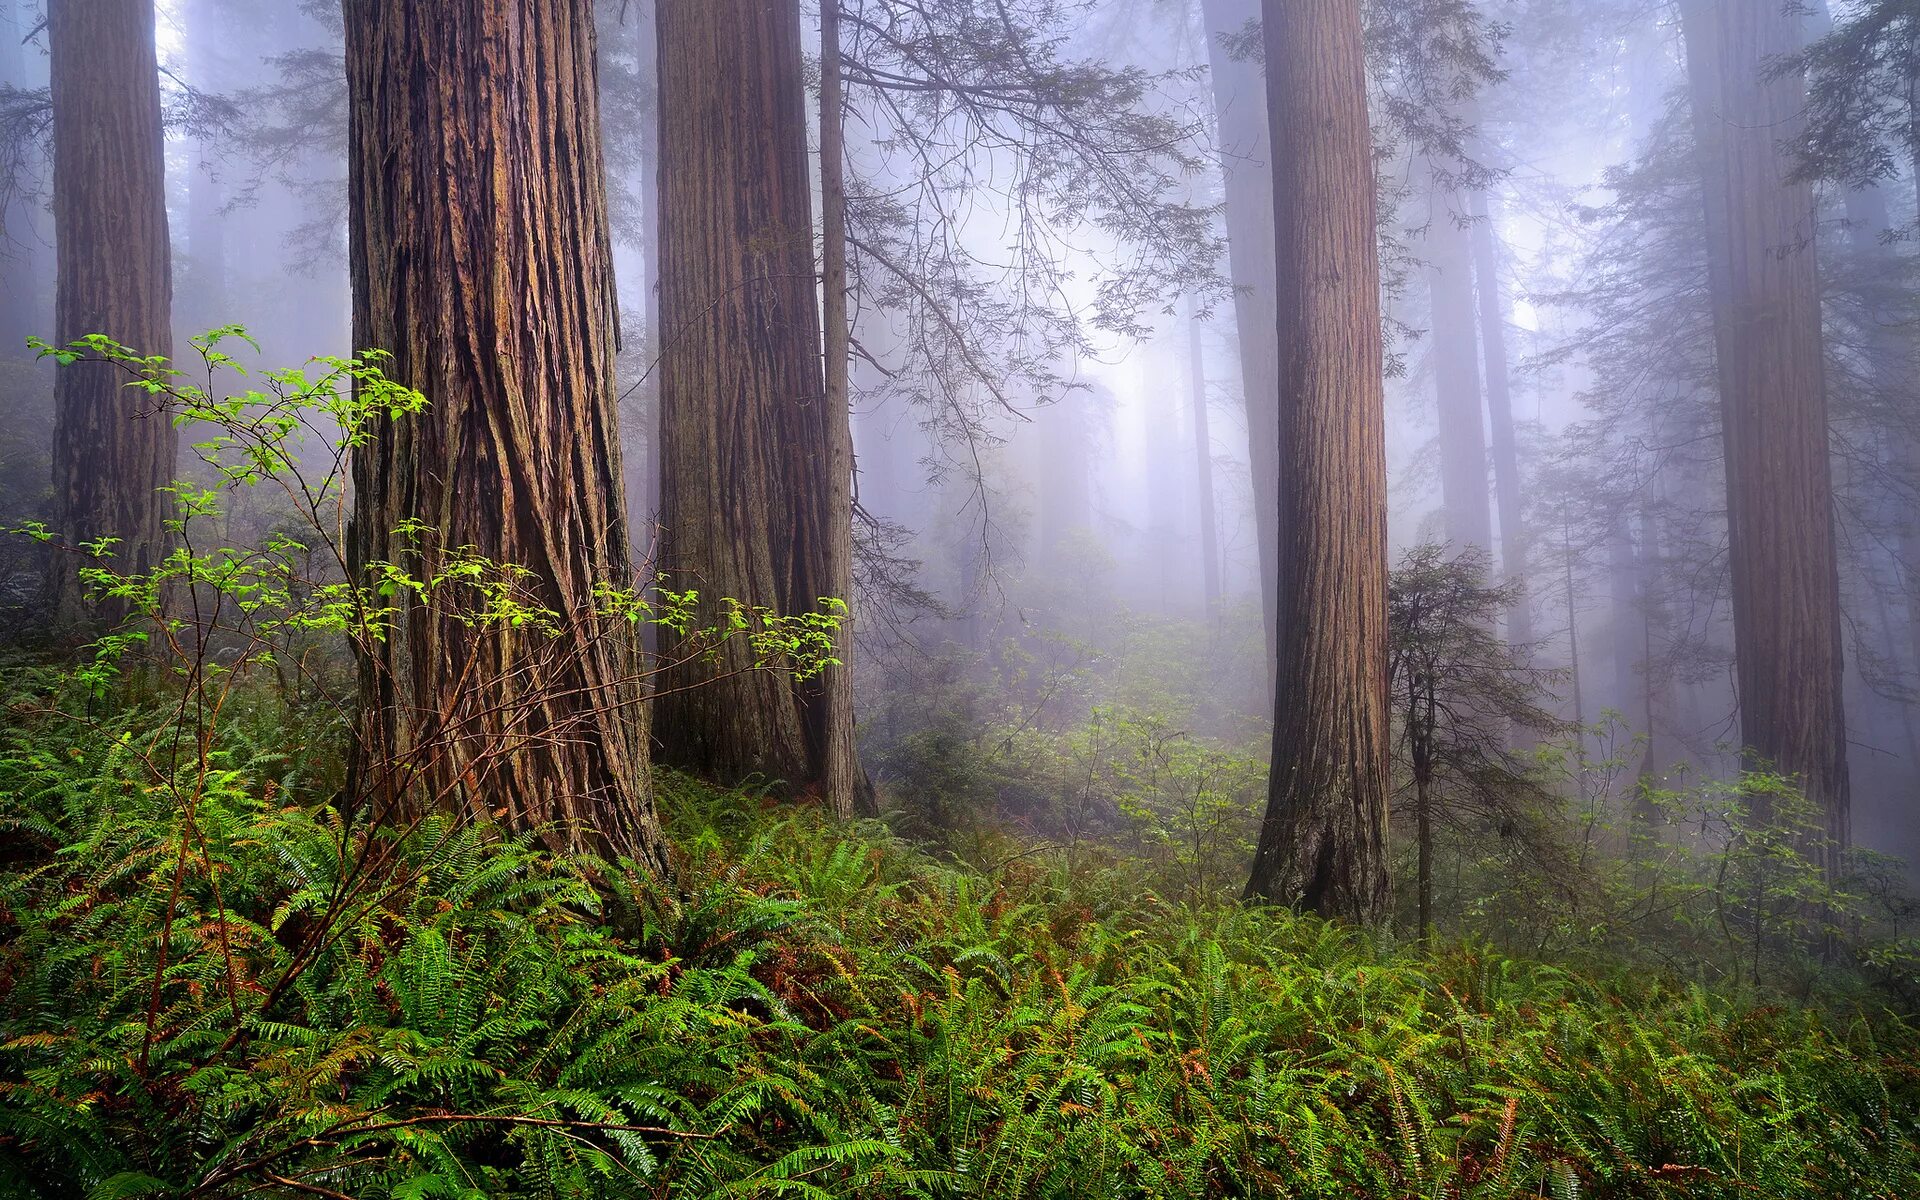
[1188,297,1222,619]
[655,0,867,818]
[185,0,228,334]
[817,0,872,816]
[47,0,176,624]
[1680,0,1850,856]
[1467,187,1531,646]
[1425,202,1493,556]
[1198,0,1278,680]
[343,0,665,870]
[1607,515,1640,741]
[636,0,662,552]
[1038,381,1093,558]
[1243,0,1391,923]
[0,0,45,355]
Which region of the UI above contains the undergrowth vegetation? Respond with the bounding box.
[2,675,1916,1198]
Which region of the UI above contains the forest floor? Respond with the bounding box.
[3,686,1917,1200]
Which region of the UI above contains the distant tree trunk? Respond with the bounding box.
[1426,203,1492,556]
[185,0,228,333]
[1607,514,1640,735]
[655,0,868,818]
[1681,0,1850,855]
[343,0,666,870]
[1563,517,1586,745]
[1467,188,1531,646]
[1243,0,1391,923]
[47,0,176,624]
[1038,382,1094,558]
[1408,677,1435,944]
[1188,298,1222,618]
[0,0,44,355]
[1198,0,1278,680]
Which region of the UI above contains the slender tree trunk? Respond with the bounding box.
[1680,0,1850,856]
[1243,0,1391,923]
[1564,519,1586,745]
[1414,728,1432,944]
[1188,297,1222,618]
[1426,202,1493,557]
[655,0,867,818]
[343,0,665,870]
[1198,0,1278,681]
[818,0,873,816]
[47,0,176,624]
[1467,187,1531,646]
[1607,516,1639,733]
[636,0,662,552]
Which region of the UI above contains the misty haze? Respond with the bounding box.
[0,1,1916,1196]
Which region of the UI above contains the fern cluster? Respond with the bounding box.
[2,680,1914,1198]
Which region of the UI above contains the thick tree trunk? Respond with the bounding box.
[1243,0,1391,923]
[343,0,665,870]
[655,0,867,818]
[1467,188,1531,646]
[1425,203,1493,557]
[1680,0,1850,855]
[1198,0,1278,679]
[1188,298,1222,618]
[47,0,176,624]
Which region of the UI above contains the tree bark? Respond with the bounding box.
[1243,0,1391,924]
[343,0,666,870]
[818,0,872,816]
[1198,0,1278,680]
[46,0,176,624]
[1467,187,1531,647]
[654,0,867,818]
[1680,0,1850,855]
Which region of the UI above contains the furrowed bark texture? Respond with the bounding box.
[1680,0,1850,853]
[344,0,665,870]
[1244,0,1392,923]
[47,0,176,623]
[655,0,866,817]
[1199,0,1280,681]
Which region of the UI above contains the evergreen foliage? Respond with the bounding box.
[1,691,1914,1197]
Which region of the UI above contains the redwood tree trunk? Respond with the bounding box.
[1243,0,1392,923]
[1680,0,1850,855]
[344,0,665,870]
[1468,187,1531,647]
[1426,203,1493,557]
[654,0,867,818]
[1198,0,1279,679]
[47,0,176,623]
